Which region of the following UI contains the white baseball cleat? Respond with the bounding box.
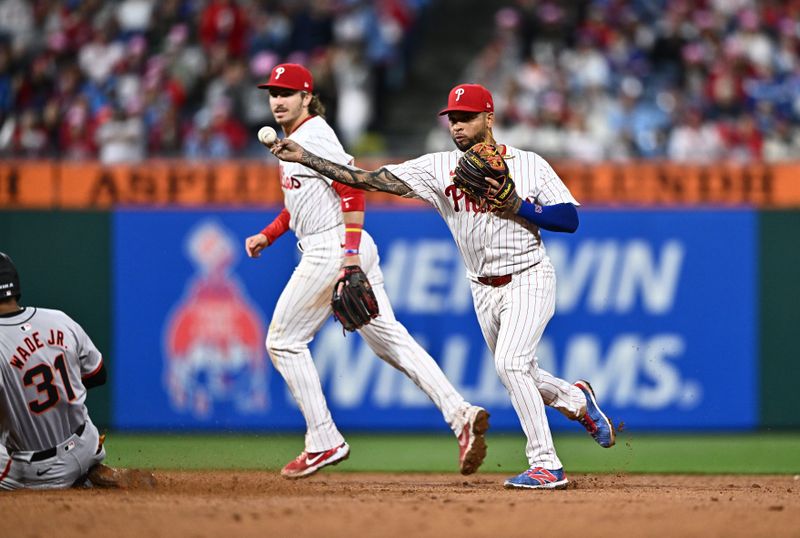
[458,406,490,475]
[280,442,350,479]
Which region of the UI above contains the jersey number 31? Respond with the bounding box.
[23,354,77,414]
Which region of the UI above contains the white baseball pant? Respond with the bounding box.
[266,226,470,452]
[470,259,586,469]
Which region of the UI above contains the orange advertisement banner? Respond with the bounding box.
[554,161,799,207]
[2,159,799,208]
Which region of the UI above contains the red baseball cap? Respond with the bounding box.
[438,84,494,115]
[257,63,314,92]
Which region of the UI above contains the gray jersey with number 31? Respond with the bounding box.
[0,307,103,452]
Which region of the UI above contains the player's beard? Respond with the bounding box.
[452,129,488,152]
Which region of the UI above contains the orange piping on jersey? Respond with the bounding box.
[81,357,105,380]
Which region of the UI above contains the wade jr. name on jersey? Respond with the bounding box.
[8,329,66,369]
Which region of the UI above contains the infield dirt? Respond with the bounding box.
[1,472,798,537]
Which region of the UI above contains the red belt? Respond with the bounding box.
[477,274,512,287]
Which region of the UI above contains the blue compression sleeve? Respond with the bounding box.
[516,201,579,233]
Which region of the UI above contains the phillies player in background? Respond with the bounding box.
[244,64,489,479]
[0,252,150,490]
[268,83,617,490]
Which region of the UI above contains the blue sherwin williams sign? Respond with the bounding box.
[113,208,757,431]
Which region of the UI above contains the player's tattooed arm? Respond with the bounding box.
[306,153,411,196]
[271,139,413,196]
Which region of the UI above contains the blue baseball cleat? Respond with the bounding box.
[503,467,568,490]
[574,380,616,448]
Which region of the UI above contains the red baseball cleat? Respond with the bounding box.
[458,406,490,475]
[280,442,350,479]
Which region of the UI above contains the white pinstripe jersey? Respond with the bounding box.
[280,116,354,240]
[0,308,102,452]
[385,146,579,279]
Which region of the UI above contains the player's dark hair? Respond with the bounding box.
[308,93,326,119]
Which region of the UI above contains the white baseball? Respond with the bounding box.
[258,126,277,146]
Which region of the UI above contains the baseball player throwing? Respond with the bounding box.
[267,83,616,489]
[0,252,151,490]
[245,64,489,479]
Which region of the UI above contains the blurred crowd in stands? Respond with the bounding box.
[426,0,800,162]
[0,0,425,162]
[2,0,800,163]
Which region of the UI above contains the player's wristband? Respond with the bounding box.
[343,222,363,252]
[516,201,579,233]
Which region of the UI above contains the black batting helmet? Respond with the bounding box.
[0,252,21,301]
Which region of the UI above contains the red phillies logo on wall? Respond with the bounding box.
[164,220,268,418]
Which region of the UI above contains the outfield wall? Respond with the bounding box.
[3,206,797,431]
[3,157,799,431]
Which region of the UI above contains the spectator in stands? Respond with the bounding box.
[147,0,191,51]
[147,101,183,156]
[563,111,606,163]
[720,113,763,163]
[763,116,800,162]
[114,35,147,113]
[205,59,248,124]
[95,103,145,163]
[667,107,725,164]
[183,100,245,159]
[606,77,669,159]
[332,44,371,149]
[11,108,48,157]
[436,0,800,162]
[115,0,154,37]
[78,23,125,85]
[199,0,247,58]
[14,53,53,112]
[561,33,611,93]
[161,24,204,108]
[247,4,292,58]
[0,0,34,57]
[60,97,96,160]
[1,0,799,161]
[289,0,333,55]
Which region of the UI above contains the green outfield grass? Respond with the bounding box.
[102,432,800,474]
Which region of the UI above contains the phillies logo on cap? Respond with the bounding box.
[257,63,314,92]
[439,83,494,116]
